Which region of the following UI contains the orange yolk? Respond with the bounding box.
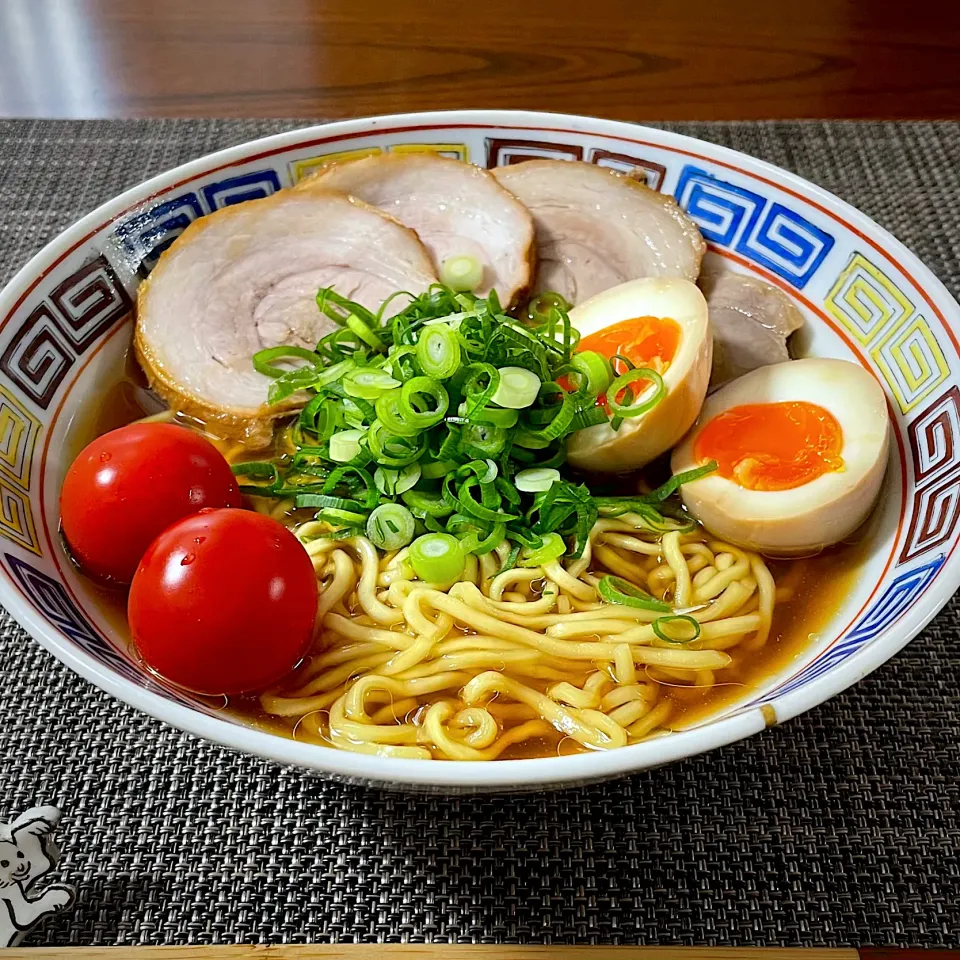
[694,401,845,492]
[578,315,682,373]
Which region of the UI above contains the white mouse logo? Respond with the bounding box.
[0,806,75,947]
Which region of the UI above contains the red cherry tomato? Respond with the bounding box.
[128,508,318,695]
[60,423,241,583]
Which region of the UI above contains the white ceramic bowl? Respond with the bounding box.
[1,111,958,793]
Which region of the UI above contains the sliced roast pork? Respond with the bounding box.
[135,191,437,444]
[491,160,705,304]
[700,271,805,389]
[297,154,535,306]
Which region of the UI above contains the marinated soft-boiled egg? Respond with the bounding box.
[566,278,712,472]
[671,358,890,555]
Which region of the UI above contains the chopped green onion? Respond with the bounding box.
[597,575,671,612]
[374,464,421,497]
[460,422,507,458]
[519,532,566,567]
[643,461,718,502]
[253,346,318,379]
[329,429,365,463]
[366,503,416,551]
[525,293,570,324]
[569,351,613,397]
[491,366,541,409]
[401,489,453,519]
[515,467,561,493]
[408,533,465,582]
[342,368,400,399]
[456,402,518,429]
[346,314,385,351]
[416,323,461,379]
[420,459,457,479]
[399,376,449,430]
[366,421,425,467]
[606,368,666,418]
[652,615,701,644]
[440,254,484,292]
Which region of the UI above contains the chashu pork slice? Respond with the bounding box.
[492,160,705,304]
[296,153,535,306]
[700,270,805,390]
[135,190,437,444]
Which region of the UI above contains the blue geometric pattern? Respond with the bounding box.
[674,165,835,289]
[114,193,203,275]
[3,554,217,713]
[113,168,284,276]
[754,554,946,703]
[201,169,281,211]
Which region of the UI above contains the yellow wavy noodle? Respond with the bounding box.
[260,519,777,760]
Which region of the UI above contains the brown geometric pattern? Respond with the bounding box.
[901,386,960,562]
[0,254,131,411]
[485,138,666,188]
[0,302,75,410]
[485,137,584,166]
[49,255,132,353]
[589,148,667,189]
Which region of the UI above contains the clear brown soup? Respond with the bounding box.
[77,374,870,759]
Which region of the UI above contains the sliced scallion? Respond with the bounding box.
[440,254,484,292]
[606,368,666,418]
[652,614,701,644]
[416,323,461,379]
[408,533,465,582]
[519,532,566,567]
[597,575,671,612]
[366,503,416,551]
[515,467,561,493]
[374,463,421,497]
[491,366,541,409]
[328,429,365,463]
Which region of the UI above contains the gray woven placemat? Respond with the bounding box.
[1,119,959,948]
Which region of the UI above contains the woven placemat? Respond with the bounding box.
[1,119,959,948]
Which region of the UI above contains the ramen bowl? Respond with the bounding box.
[0,111,958,793]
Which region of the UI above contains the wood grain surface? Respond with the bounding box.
[0,0,958,120]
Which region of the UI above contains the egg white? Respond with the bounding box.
[566,277,712,473]
[670,357,890,555]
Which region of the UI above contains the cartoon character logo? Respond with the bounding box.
[0,806,75,947]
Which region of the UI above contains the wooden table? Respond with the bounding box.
[0,0,958,120]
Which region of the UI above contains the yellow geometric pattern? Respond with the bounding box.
[0,481,40,555]
[289,146,383,183]
[824,251,944,413]
[0,384,41,489]
[825,252,915,345]
[390,142,470,161]
[289,142,471,183]
[872,314,949,413]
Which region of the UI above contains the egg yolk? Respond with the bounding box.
[578,315,681,372]
[694,401,845,492]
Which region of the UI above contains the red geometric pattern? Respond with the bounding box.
[901,386,960,562]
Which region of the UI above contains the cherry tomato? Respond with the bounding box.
[60,423,241,583]
[128,508,318,695]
